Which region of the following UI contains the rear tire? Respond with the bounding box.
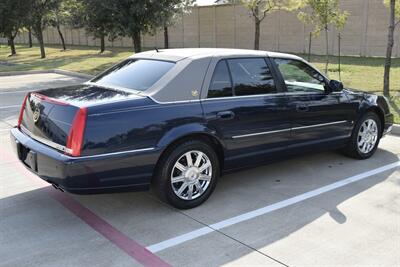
[342,112,381,159]
[153,140,219,209]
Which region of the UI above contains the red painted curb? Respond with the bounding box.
[0,147,171,267]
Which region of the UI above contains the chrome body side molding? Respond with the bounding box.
[232,120,352,139]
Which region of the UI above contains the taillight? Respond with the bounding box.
[17,93,29,128]
[66,107,88,157]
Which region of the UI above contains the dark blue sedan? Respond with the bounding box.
[10,48,393,209]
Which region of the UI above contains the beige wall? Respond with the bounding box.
[8,0,400,57]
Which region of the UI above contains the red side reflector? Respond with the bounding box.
[66,107,88,157]
[17,93,29,128]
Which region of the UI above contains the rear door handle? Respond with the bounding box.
[296,104,309,112]
[216,111,235,120]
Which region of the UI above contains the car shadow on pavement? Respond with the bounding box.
[1,148,398,266]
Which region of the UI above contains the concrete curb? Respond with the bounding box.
[391,124,400,136]
[0,69,93,80]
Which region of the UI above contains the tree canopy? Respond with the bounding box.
[113,0,177,52]
[239,0,300,50]
[0,0,31,55]
[298,0,349,73]
[384,0,400,27]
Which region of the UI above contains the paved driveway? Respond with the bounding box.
[0,73,399,267]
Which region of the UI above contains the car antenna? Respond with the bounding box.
[155,47,159,52]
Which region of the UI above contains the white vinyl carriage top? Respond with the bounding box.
[129,48,305,103]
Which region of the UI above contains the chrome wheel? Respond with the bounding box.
[170,150,212,200]
[357,119,378,154]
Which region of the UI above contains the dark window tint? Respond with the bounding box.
[227,58,276,96]
[92,59,174,91]
[208,60,233,98]
[273,58,325,93]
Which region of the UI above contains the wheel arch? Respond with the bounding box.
[363,106,385,136]
[153,125,226,182]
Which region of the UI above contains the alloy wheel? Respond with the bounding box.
[357,119,378,154]
[170,150,212,200]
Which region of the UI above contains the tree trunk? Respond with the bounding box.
[8,36,16,56]
[383,0,395,97]
[100,34,105,53]
[56,24,66,51]
[338,33,341,80]
[308,32,312,62]
[132,30,141,53]
[164,26,169,49]
[325,27,329,74]
[28,28,33,48]
[254,19,260,50]
[33,23,46,59]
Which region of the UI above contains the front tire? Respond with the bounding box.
[343,112,381,159]
[153,140,219,209]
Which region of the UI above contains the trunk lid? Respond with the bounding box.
[19,84,139,154]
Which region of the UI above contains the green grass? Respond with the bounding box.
[0,44,133,75]
[1,44,399,123]
[301,54,400,93]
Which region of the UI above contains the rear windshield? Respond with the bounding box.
[91,59,175,91]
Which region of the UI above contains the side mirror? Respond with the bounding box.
[328,79,344,92]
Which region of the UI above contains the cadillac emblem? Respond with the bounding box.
[191,90,199,97]
[33,108,40,123]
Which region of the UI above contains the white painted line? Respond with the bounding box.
[147,160,400,253]
[0,105,20,109]
[0,90,31,95]
[0,128,11,132]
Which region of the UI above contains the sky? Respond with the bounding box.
[196,0,216,6]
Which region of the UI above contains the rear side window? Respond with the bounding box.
[227,58,276,96]
[208,60,233,98]
[92,59,175,92]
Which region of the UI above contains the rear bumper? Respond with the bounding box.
[10,127,159,194]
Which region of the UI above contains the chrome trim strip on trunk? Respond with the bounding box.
[20,125,72,154]
[232,120,352,139]
[73,148,156,160]
[19,125,155,159]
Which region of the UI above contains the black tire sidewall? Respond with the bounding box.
[156,140,219,209]
[351,112,381,159]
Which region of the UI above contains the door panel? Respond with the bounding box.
[272,58,354,147]
[202,57,290,169]
[287,93,354,147]
[202,95,291,169]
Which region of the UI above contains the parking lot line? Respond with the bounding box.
[0,105,20,109]
[0,148,171,267]
[146,160,400,253]
[0,90,31,95]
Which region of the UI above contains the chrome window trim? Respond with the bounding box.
[203,93,287,102]
[232,120,352,139]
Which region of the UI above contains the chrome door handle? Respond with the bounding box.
[216,111,235,120]
[296,104,309,112]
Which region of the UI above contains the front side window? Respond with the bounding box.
[208,60,233,98]
[273,58,326,93]
[92,59,175,91]
[227,58,276,96]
